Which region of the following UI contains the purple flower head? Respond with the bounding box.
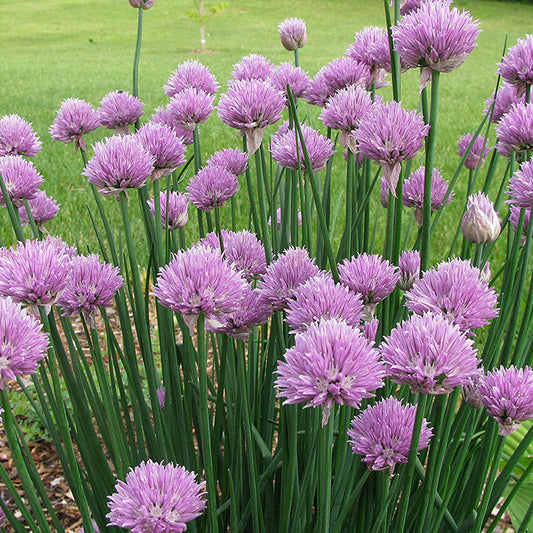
[276,318,386,425]
[392,1,480,91]
[286,273,364,334]
[49,98,100,152]
[381,313,479,394]
[348,397,432,471]
[457,133,491,170]
[403,167,452,225]
[498,35,533,95]
[306,67,330,107]
[186,165,239,212]
[345,26,389,85]
[218,79,285,154]
[338,253,400,318]
[257,246,320,311]
[148,191,189,230]
[206,148,248,176]
[128,0,155,8]
[83,135,154,199]
[231,54,274,82]
[0,236,73,314]
[205,285,271,340]
[0,297,49,389]
[398,250,421,291]
[57,254,124,328]
[405,258,499,333]
[18,190,60,230]
[363,318,379,344]
[166,88,215,132]
[278,17,307,51]
[164,60,220,97]
[510,205,531,241]
[201,230,266,281]
[485,83,526,124]
[507,159,533,210]
[355,100,429,195]
[321,57,373,96]
[268,206,302,229]
[153,244,248,332]
[106,460,206,533]
[97,91,144,135]
[461,192,501,244]
[151,106,194,145]
[136,122,186,180]
[0,114,42,157]
[269,62,311,100]
[270,123,334,173]
[479,365,533,436]
[462,368,485,409]
[478,365,533,437]
[496,102,533,157]
[0,155,44,207]
[319,85,373,151]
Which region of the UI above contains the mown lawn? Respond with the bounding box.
[1,0,532,255]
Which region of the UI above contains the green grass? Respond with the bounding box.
[1,0,532,255]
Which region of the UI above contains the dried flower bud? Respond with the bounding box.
[128,0,155,9]
[461,192,500,244]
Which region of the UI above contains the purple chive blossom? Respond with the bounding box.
[510,205,531,242]
[496,102,533,157]
[306,67,330,107]
[56,254,124,328]
[270,123,334,173]
[83,135,154,198]
[153,244,248,332]
[0,297,49,389]
[348,397,432,472]
[498,35,533,96]
[338,253,400,318]
[258,246,320,311]
[462,369,485,409]
[457,133,491,170]
[166,88,215,132]
[392,1,480,91]
[128,0,155,8]
[97,91,144,135]
[0,236,72,314]
[276,318,386,425]
[363,318,379,344]
[148,191,189,230]
[381,313,479,394]
[136,122,186,180]
[206,148,248,176]
[319,85,373,152]
[405,258,499,333]
[18,190,60,229]
[398,250,421,291]
[205,285,271,340]
[0,114,42,157]
[345,26,389,86]
[461,192,501,244]
[355,100,429,195]
[485,83,526,123]
[285,273,364,334]
[49,98,100,152]
[106,460,206,533]
[0,155,44,207]
[151,106,194,145]
[164,60,220,97]
[508,159,533,209]
[201,230,266,281]
[278,18,307,51]
[186,166,239,212]
[231,54,274,82]
[321,57,373,96]
[268,62,311,100]
[218,79,285,154]
[478,365,533,436]
[403,166,452,225]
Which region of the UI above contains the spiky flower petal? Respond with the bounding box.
[97,91,144,134]
[186,166,239,212]
[507,159,533,209]
[18,190,60,229]
[164,60,220,97]
[148,191,189,230]
[206,148,248,176]
[498,35,533,95]
[0,155,44,207]
[0,114,42,157]
[166,88,214,131]
[231,54,274,82]
[496,102,533,157]
[457,133,491,170]
[268,62,311,100]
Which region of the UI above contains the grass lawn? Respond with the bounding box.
[1,0,532,256]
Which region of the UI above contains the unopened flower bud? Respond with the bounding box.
[398,250,420,290]
[128,0,155,9]
[461,192,500,244]
[278,18,307,51]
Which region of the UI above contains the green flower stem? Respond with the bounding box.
[0,170,24,242]
[318,408,335,533]
[196,314,219,533]
[243,137,262,243]
[132,7,143,129]
[420,71,440,272]
[383,0,401,101]
[344,150,355,258]
[279,404,299,533]
[294,48,299,68]
[255,145,273,263]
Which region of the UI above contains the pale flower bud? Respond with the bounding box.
[278,18,308,51]
[128,0,155,9]
[461,192,500,244]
